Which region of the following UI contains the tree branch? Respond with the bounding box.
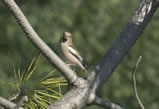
[3,0,79,85]
[2,0,159,109]
[93,96,124,109]
[48,0,159,108]
[132,56,145,109]
[87,0,159,94]
[0,97,24,109]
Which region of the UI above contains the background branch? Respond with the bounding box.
[132,56,145,109]
[0,97,23,109]
[93,96,124,109]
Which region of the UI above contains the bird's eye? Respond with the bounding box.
[62,37,67,42]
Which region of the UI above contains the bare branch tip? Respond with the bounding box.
[132,55,145,109]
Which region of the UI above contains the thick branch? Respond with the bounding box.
[87,0,159,93]
[0,97,23,109]
[48,0,159,109]
[3,0,79,85]
[93,96,123,109]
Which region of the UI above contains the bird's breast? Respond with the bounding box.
[60,43,82,67]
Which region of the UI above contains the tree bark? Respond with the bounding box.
[0,97,24,109]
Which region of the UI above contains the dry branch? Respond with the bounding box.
[132,56,145,109]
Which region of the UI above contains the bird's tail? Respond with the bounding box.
[81,60,88,73]
[82,63,88,73]
[83,68,88,73]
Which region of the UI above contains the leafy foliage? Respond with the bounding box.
[6,55,67,108]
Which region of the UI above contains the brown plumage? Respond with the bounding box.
[60,32,88,73]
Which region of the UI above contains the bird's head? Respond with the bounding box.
[61,32,72,43]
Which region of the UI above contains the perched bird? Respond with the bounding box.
[60,32,88,73]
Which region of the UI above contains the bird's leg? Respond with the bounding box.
[65,62,77,72]
[72,66,77,72]
[66,63,74,68]
[69,64,77,73]
[66,64,73,66]
[65,62,73,67]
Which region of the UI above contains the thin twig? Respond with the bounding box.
[132,56,145,109]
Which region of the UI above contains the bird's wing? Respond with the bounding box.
[68,45,87,69]
[68,45,80,55]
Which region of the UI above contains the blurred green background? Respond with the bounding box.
[0,0,159,109]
